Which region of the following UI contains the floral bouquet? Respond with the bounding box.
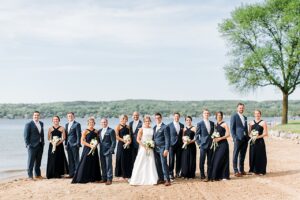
[123,135,131,149]
[88,138,98,156]
[182,136,191,149]
[50,136,61,153]
[210,131,220,151]
[248,130,258,145]
[143,139,155,156]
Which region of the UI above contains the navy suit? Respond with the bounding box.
[98,127,116,181]
[230,113,249,173]
[24,120,44,178]
[196,120,214,178]
[168,122,184,177]
[153,123,170,181]
[129,120,143,162]
[65,121,81,177]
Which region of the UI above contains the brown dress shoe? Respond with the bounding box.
[105,181,112,185]
[35,176,44,179]
[234,173,242,177]
[164,181,171,186]
[241,172,247,176]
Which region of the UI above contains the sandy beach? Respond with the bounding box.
[0,137,299,200]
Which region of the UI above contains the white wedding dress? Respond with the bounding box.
[129,127,158,185]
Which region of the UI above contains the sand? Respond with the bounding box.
[0,137,299,200]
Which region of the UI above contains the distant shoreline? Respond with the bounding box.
[1,99,300,119]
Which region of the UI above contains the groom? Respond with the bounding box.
[153,113,171,186]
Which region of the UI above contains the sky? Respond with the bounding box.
[0,0,299,103]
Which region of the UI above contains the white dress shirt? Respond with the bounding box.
[156,123,162,132]
[101,127,107,140]
[34,121,41,133]
[132,120,139,133]
[203,119,211,133]
[238,113,245,127]
[173,121,180,134]
[68,120,74,133]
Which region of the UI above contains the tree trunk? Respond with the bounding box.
[281,91,288,124]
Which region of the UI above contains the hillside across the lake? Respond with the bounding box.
[1,100,300,119]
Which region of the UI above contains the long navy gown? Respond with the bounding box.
[181,127,196,178]
[72,129,101,183]
[46,126,69,179]
[210,122,230,180]
[249,120,267,175]
[115,125,133,178]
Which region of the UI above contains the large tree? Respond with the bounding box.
[219,0,300,124]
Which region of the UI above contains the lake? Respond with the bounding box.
[0,116,282,180]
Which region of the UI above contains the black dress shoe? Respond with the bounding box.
[157,180,165,184]
[170,175,175,180]
[175,174,182,178]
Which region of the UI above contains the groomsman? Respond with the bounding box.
[65,112,82,178]
[231,103,249,177]
[168,112,184,179]
[153,113,171,186]
[98,118,116,185]
[196,109,214,181]
[129,111,143,162]
[24,111,45,179]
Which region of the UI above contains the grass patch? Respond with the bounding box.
[272,120,300,134]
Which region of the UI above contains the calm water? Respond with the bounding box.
[0,116,281,180]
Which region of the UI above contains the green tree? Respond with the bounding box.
[219,0,300,124]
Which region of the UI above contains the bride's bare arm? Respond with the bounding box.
[137,128,145,148]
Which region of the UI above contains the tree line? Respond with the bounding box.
[0,100,299,119]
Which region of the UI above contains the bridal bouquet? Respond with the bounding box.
[88,138,98,156]
[143,139,155,156]
[210,131,220,151]
[182,136,191,149]
[123,135,131,149]
[50,136,61,153]
[248,130,259,145]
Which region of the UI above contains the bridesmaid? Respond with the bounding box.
[209,111,230,181]
[249,110,268,175]
[72,117,101,183]
[181,116,197,179]
[115,114,133,180]
[46,116,69,179]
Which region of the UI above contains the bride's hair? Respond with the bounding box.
[143,115,151,122]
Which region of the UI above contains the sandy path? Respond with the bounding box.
[0,137,299,200]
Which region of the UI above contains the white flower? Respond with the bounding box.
[143,139,155,156]
[123,135,131,149]
[248,130,259,145]
[50,136,61,154]
[210,131,220,151]
[88,138,98,156]
[182,136,191,149]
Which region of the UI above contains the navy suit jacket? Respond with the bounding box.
[196,120,214,149]
[168,122,184,146]
[230,113,249,141]
[65,121,82,147]
[153,123,170,151]
[129,120,143,149]
[24,120,44,148]
[98,127,116,156]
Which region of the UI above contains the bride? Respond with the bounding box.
[129,115,158,185]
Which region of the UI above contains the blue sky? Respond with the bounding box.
[0,0,299,103]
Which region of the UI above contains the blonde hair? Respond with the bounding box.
[87,117,96,125]
[119,114,128,121]
[143,115,152,122]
